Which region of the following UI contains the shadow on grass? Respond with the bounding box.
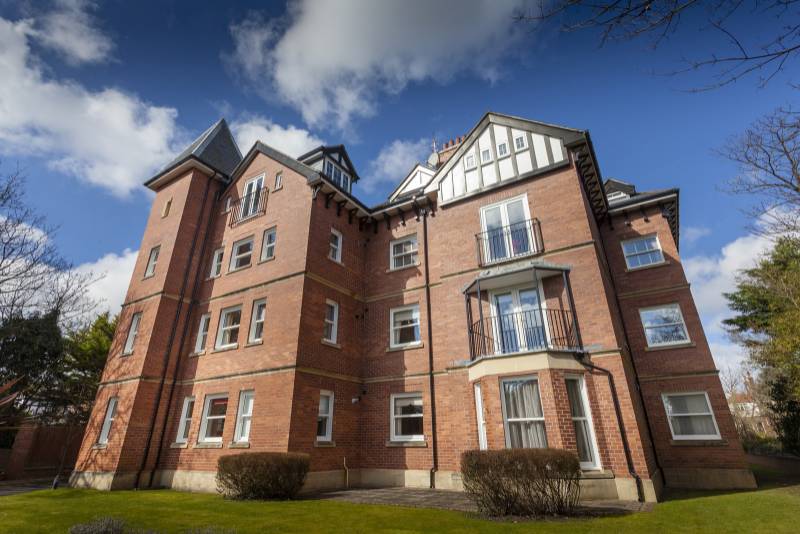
[660,456,800,503]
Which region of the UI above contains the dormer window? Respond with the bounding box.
[606,191,629,201]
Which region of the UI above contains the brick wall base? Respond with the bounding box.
[662,467,756,490]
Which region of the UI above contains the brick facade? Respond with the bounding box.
[71,114,754,500]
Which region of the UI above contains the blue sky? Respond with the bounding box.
[0,0,795,368]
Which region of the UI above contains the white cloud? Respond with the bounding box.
[230,115,323,158]
[683,225,711,244]
[31,0,113,65]
[684,230,773,368]
[77,249,137,315]
[0,14,183,197]
[226,0,528,131]
[361,138,430,195]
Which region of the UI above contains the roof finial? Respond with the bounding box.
[432,135,438,154]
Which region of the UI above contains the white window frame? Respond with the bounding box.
[229,236,254,272]
[274,172,283,190]
[97,397,118,445]
[661,391,721,440]
[144,245,160,278]
[389,304,421,348]
[500,376,548,449]
[622,234,665,270]
[390,392,424,442]
[161,198,172,218]
[215,305,242,349]
[209,247,224,278]
[122,312,142,355]
[261,227,277,261]
[464,153,476,170]
[606,191,629,201]
[194,313,211,354]
[565,375,601,470]
[389,235,418,270]
[480,148,492,163]
[175,396,195,444]
[198,393,228,443]
[639,303,690,348]
[316,390,334,442]
[479,193,534,264]
[224,196,232,213]
[240,174,265,219]
[328,229,343,263]
[474,383,488,450]
[497,142,509,157]
[249,299,266,343]
[488,284,550,355]
[514,134,528,152]
[234,390,255,443]
[323,299,339,344]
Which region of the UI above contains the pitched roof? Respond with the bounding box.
[145,119,242,188]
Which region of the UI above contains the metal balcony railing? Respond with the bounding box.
[229,187,267,227]
[468,308,579,359]
[475,218,543,266]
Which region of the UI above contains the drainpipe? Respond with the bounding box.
[422,206,439,489]
[562,267,645,502]
[135,174,214,489]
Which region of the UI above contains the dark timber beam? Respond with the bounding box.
[325,192,335,208]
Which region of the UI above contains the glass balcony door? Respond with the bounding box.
[480,196,532,263]
[492,286,547,354]
[240,175,264,219]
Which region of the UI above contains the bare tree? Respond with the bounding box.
[719,106,800,237]
[516,0,800,89]
[0,168,97,326]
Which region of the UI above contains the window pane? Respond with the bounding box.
[503,380,543,419]
[396,416,423,437]
[325,304,336,321]
[672,414,717,436]
[565,380,585,418]
[319,395,330,415]
[507,421,547,448]
[207,418,225,438]
[395,396,423,416]
[646,324,687,345]
[573,420,593,462]
[317,416,328,437]
[209,398,227,417]
[224,310,241,327]
[665,393,710,415]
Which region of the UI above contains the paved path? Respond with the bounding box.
[309,487,654,515]
[0,479,51,497]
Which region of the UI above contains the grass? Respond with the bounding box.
[0,465,797,533]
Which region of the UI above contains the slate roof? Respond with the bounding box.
[145,119,242,187]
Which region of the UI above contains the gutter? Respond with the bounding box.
[422,208,439,488]
[134,173,214,489]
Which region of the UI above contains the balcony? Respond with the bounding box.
[475,218,543,267]
[468,308,579,358]
[463,262,583,361]
[229,187,268,227]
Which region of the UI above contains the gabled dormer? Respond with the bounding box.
[388,164,436,202]
[425,113,586,205]
[298,145,360,194]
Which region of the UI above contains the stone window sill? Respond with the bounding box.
[386,342,424,353]
[194,442,223,449]
[625,260,670,273]
[211,344,239,354]
[645,342,696,352]
[170,442,188,449]
[189,351,205,358]
[321,339,342,349]
[91,443,108,450]
[579,469,614,479]
[670,439,728,447]
[258,256,276,265]
[245,340,263,348]
[229,441,250,449]
[386,440,427,448]
[314,440,336,448]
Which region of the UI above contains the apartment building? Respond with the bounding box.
[70,112,755,501]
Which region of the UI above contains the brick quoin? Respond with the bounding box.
[71,113,754,501]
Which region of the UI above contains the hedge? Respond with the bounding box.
[216,452,309,500]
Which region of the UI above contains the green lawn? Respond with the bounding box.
[1,467,797,533]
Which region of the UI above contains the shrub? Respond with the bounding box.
[461,448,581,517]
[216,452,310,500]
[68,517,158,534]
